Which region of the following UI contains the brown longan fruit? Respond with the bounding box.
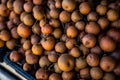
[55,42,66,53]
[66,38,77,50]
[66,25,78,38]
[0,39,5,48]
[80,68,90,79]
[69,47,81,58]
[59,11,71,23]
[7,0,14,10]
[75,21,85,31]
[52,28,62,39]
[62,71,75,80]
[41,24,53,35]
[0,30,11,41]
[79,2,91,15]
[90,67,103,80]
[85,22,100,35]
[82,34,96,48]
[50,9,59,19]
[48,51,58,63]
[100,56,116,72]
[32,23,41,35]
[23,40,31,50]
[6,39,17,50]
[86,53,99,67]
[9,51,22,62]
[87,12,98,21]
[62,0,76,12]
[23,1,33,13]
[107,9,119,22]
[96,4,107,15]
[76,57,87,69]
[23,14,34,26]
[32,44,43,55]
[49,73,62,80]
[99,36,116,52]
[49,19,60,28]
[71,10,83,22]
[23,63,32,71]
[0,4,10,17]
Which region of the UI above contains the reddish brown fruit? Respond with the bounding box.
[66,38,77,49]
[100,56,116,72]
[62,71,75,80]
[80,68,90,79]
[41,24,53,35]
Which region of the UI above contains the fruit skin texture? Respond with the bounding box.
[62,71,75,80]
[41,36,55,51]
[79,2,91,15]
[100,56,116,72]
[66,26,78,38]
[85,22,100,35]
[59,11,71,23]
[41,24,53,35]
[86,53,99,67]
[49,73,62,80]
[82,34,96,48]
[99,36,116,52]
[80,68,90,79]
[32,44,43,55]
[9,51,22,62]
[58,54,74,72]
[17,23,31,38]
[35,68,50,80]
[90,67,103,80]
[107,9,119,22]
[55,42,66,53]
[62,0,76,12]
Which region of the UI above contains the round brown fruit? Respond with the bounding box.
[49,73,62,80]
[55,0,62,9]
[32,44,43,55]
[41,24,53,35]
[62,0,76,12]
[11,27,20,39]
[80,68,90,79]
[71,10,82,22]
[59,11,71,23]
[33,0,44,5]
[0,22,6,31]
[23,63,32,71]
[20,12,28,22]
[87,12,98,21]
[62,71,75,80]
[25,53,39,64]
[31,34,40,45]
[50,9,59,19]
[66,25,78,38]
[98,17,109,30]
[69,47,81,58]
[58,54,74,72]
[75,21,85,31]
[48,51,58,63]
[90,46,102,55]
[9,11,18,20]
[39,56,50,68]
[96,4,107,15]
[100,56,116,72]
[76,57,87,69]
[9,51,22,62]
[6,39,17,50]
[54,63,62,73]
[55,42,66,53]
[107,9,119,22]
[35,68,50,80]
[23,40,31,50]
[41,36,55,51]
[107,28,120,42]
[79,2,91,15]
[103,73,115,80]
[66,38,77,50]
[0,30,11,41]
[13,0,24,14]
[52,28,62,39]
[32,23,41,35]
[23,1,33,13]
[90,67,103,80]
[23,14,34,26]
[17,23,31,38]
[49,19,60,28]
[82,34,96,48]
[86,53,99,67]
[99,36,116,52]
[7,0,14,10]
[85,22,100,35]
[33,6,44,20]
[0,4,10,17]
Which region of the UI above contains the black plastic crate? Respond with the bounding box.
[0,47,8,62]
[3,52,35,80]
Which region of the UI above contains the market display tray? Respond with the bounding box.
[3,52,35,80]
